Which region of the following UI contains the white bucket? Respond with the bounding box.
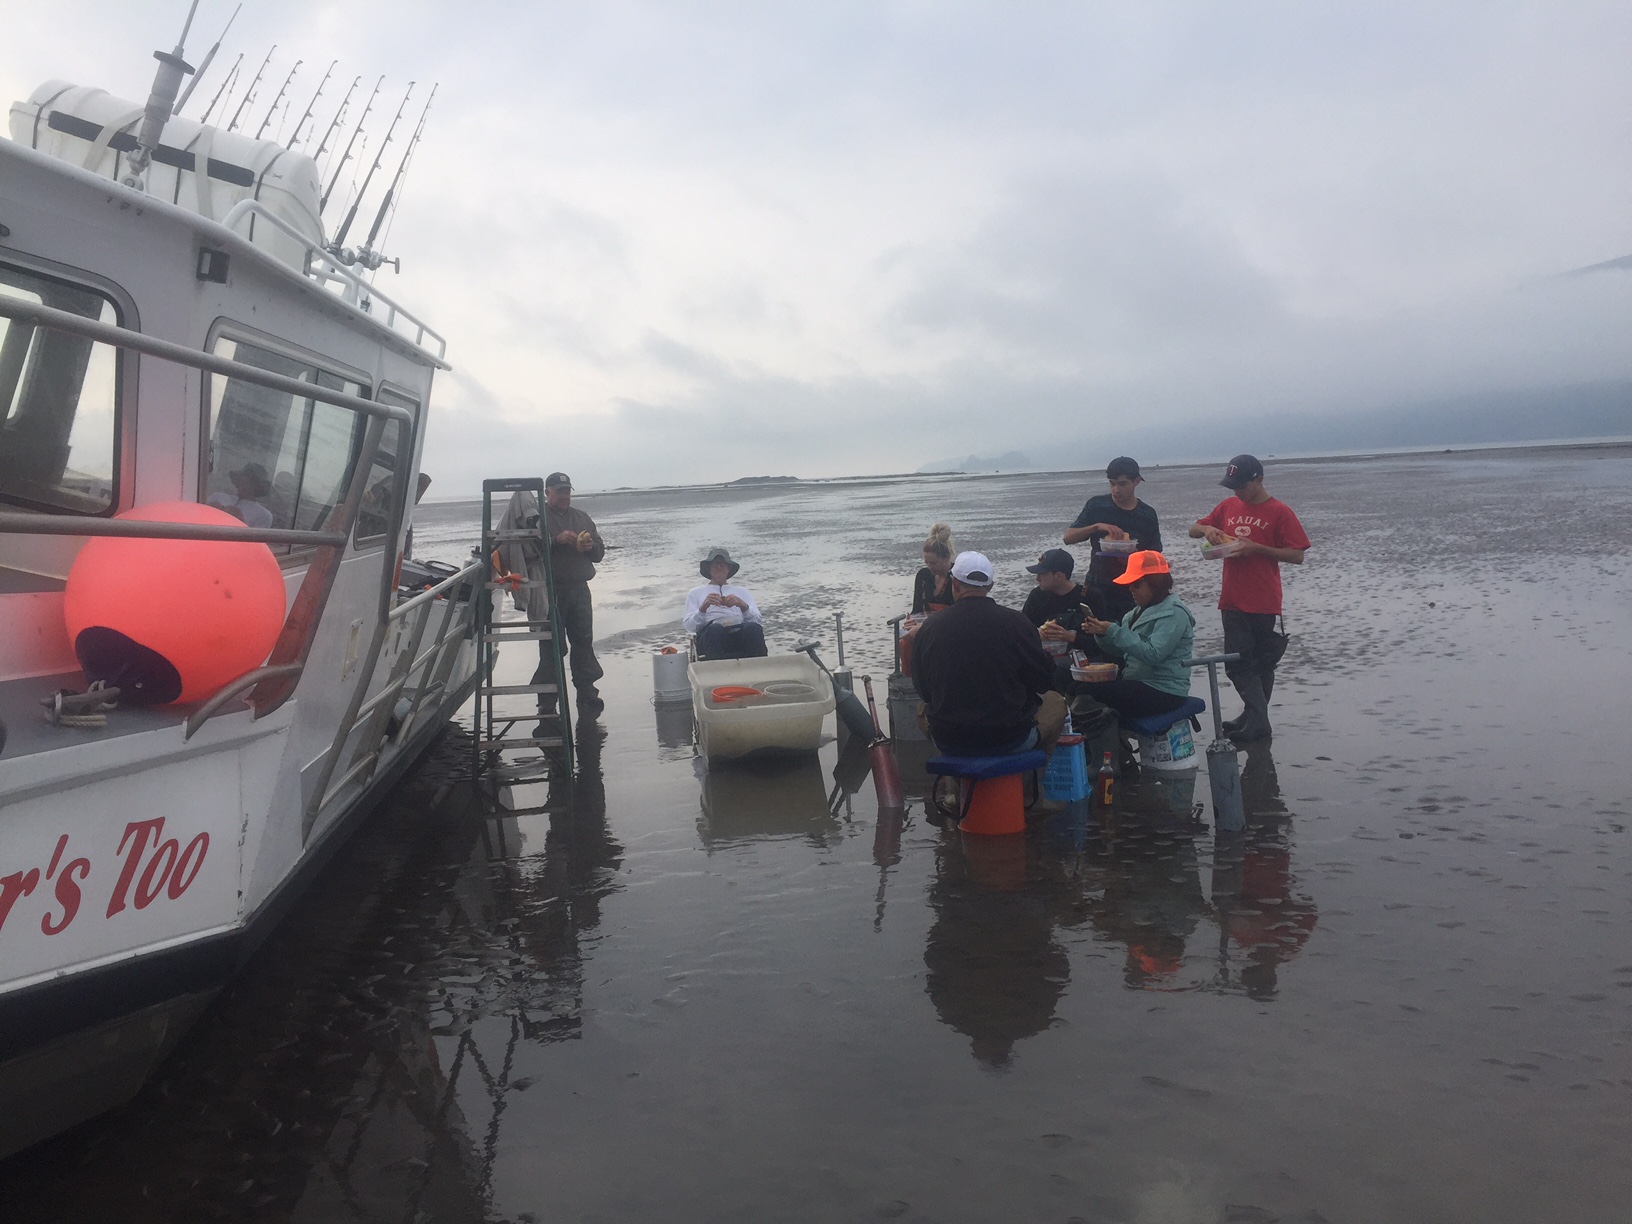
[653,650,691,704]
[1136,719,1198,772]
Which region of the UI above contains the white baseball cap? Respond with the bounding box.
[950,551,995,586]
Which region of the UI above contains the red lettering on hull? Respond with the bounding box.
[106,818,165,919]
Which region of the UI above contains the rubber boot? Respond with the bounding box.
[1228,672,1273,742]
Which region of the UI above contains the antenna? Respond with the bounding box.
[359,83,436,272]
[321,74,381,211]
[124,0,201,187]
[227,45,275,132]
[173,2,241,116]
[287,59,336,149]
[256,58,301,140]
[312,74,360,164]
[197,52,241,126]
[330,81,413,253]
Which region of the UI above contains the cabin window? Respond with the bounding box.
[203,338,366,553]
[353,391,418,547]
[0,265,120,514]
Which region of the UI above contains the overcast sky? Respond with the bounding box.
[5,2,1631,491]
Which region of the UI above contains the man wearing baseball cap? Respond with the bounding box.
[1188,455,1309,742]
[1062,456,1163,623]
[542,472,607,716]
[1021,548,1109,668]
[910,551,1066,758]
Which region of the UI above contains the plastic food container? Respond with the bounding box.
[1043,637,1071,657]
[1201,540,1243,560]
[1098,538,1138,556]
[1070,661,1119,683]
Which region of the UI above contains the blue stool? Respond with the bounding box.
[1123,698,1206,771]
[925,749,1049,833]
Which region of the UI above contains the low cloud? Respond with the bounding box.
[6,2,1631,491]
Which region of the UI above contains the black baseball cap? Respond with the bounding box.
[1106,456,1142,481]
[1026,548,1075,578]
[1219,455,1263,489]
[545,472,572,490]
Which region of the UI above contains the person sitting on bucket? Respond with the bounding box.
[1075,550,1197,724]
[910,551,1067,757]
[685,548,768,660]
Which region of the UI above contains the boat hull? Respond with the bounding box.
[0,672,475,1159]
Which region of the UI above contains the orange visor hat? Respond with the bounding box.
[1112,550,1171,585]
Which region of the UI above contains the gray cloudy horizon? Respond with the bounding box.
[4,1,1630,493]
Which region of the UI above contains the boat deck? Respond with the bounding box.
[0,569,63,595]
[0,671,200,761]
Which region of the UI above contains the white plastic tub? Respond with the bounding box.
[690,653,836,761]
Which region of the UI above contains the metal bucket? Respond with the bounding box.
[652,649,690,704]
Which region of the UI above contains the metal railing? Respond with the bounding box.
[303,557,483,832]
[217,200,448,363]
[0,293,413,744]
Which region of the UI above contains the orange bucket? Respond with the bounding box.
[710,685,763,703]
[958,773,1027,835]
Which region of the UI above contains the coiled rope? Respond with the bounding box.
[40,681,121,729]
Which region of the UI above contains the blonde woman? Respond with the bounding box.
[912,523,956,614]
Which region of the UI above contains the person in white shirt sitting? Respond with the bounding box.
[684,547,768,660]
[207,462,275,529]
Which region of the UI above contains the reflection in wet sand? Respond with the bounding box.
[697,756,841,847]
[923,833,1080,1068]
[1213,743,1320,1000]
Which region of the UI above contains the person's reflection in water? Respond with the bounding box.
[1081,824,1209,991]
[923,835,1076,1068]
[531,721,625,1032]
[1211,742,1318,1000]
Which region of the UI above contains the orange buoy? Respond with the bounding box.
[63,501,286,705]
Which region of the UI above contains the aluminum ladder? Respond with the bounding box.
[472,477,574,777]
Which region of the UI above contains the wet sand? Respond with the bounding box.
[3,447,1630,1222]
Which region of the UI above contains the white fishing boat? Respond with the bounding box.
[0,21,486,1156]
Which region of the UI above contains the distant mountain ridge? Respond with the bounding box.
[919,381,1632,474]
[918,450,1035,474]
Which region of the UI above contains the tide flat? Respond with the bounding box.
[3,447,1629,1223]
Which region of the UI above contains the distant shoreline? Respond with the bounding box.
[417,435,1632,505]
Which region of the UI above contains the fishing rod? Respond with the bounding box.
[330,81,413,252]
[173,2,241,116]
[124,0,201,186]
[357,84,436,270]
[256,58,301,140]
[321,74,381,211]
[196,52,241,126]
[311,74,360,165]
[227,44,275,132]
[283,58,334,150]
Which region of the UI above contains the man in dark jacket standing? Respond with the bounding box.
[542,472,606,716]
[911,551,1065,757]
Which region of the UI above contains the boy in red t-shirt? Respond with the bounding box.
[1188,455,1310,742]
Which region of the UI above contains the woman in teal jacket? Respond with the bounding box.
[1076,551,1195,720]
